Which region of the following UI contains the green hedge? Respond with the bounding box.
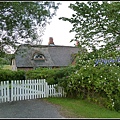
[0,69,25,82]
[25,66,76,85]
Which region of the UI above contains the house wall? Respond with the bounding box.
[17,67,33,71]
[17,66,61,71]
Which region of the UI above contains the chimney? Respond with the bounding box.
[48,37,55,46]
[75,41,79,47]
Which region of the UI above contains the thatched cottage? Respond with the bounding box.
[12,37,81,71]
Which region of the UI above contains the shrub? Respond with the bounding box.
[114,100,120,112]
[25,66,76,85]
[57,49,120,112]
[25,68,57,84]
[0,69,25,82]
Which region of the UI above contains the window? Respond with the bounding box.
[33,53,45,61]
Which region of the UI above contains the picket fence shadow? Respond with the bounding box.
[0,79,65,103]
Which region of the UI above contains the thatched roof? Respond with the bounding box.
[15,44,80,68]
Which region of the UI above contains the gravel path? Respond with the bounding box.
[0,98,65,118]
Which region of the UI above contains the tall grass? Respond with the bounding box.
[44,97,120,118]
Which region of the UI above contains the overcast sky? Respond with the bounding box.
[42,1,77,46]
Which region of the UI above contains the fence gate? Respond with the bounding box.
[0,79,64,103]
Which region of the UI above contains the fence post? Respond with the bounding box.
[11,80,13,102]
[7,81,10,102]
[45,79,49,98]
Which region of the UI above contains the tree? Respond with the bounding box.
[0,1,60,53]
[58,2,120,111]
[59,1,120,51]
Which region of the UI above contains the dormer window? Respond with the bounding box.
[33,53,45,61]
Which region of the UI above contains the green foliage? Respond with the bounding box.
[45,97,120,118]
[0,52,14,68]
[0,69,25,82]
[0,1,61,52]
[57,49,120,111]
[59,1,120,51]
[114,100,120,112]
[0,57,9,67]
[0,51,6,58]
[26,68,57,85]
[58,2,120,111]
[25,66,76,85]
[58,64,120,110]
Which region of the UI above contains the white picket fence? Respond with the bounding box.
[0,79,65,103]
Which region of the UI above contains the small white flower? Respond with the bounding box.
[89,81,91,83]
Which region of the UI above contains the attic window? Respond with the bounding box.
[33,53,45,60]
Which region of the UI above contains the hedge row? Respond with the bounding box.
[25,66,76,85]
[0,69,25,82]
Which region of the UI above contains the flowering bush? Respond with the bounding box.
[57,48,120,112]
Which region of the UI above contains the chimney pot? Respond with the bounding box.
[48,37,54,45]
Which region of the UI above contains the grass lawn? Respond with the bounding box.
[44,97,120,118]
[2,65,12,70]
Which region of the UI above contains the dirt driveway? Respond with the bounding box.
[0,98,65,118]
